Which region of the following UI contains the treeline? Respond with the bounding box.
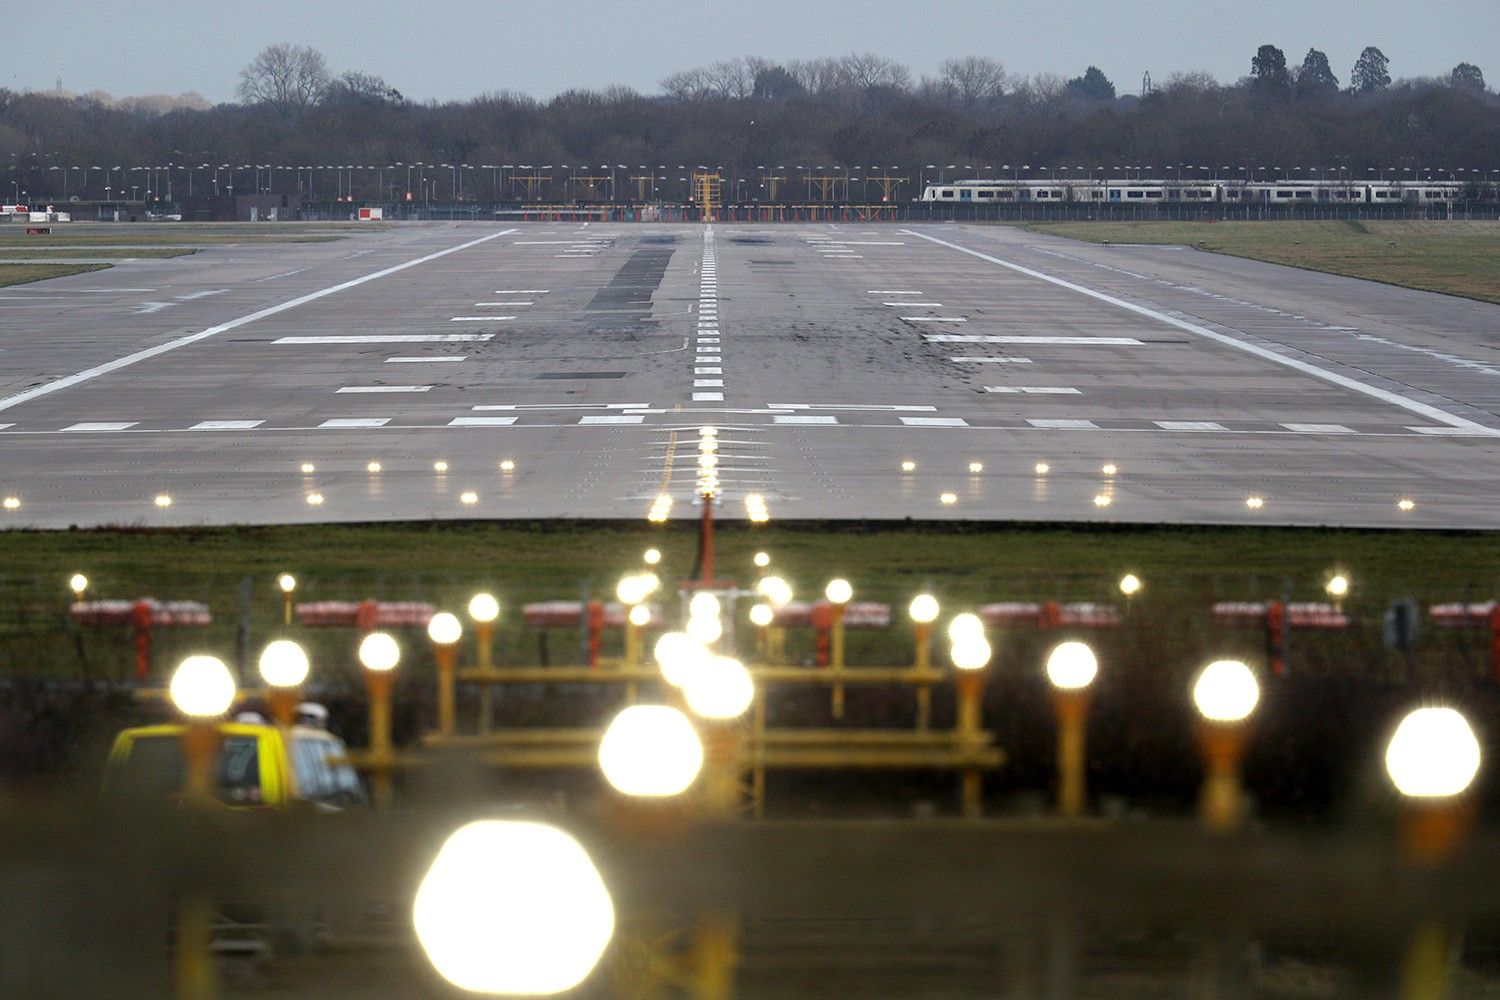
[1,44,1497,202]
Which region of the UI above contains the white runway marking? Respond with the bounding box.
[770,404,937,412]
[190,420,265,430]
[693,392,724,402]
[1155,420,1229,431]
[827,241,904,246]
[869,290,920,294]
[1410,426,1489,436]
[900,416,970,427]
[336,385,433,394]
[63,421,137,432]
[951,357,1033,363]
[386,356,466,363]
[277,334,493,344]
[0,423,11,430]
[902,316,967,323]
[174,289,226,301]
[448,416,517,426]
[0,228,517,414]
[1027,418,1098,429]
[926,335,1144,345]
[451,316,514,321]
[473,403,649,411]
[774,415,839,425]
[475,301,533,306]
[885,302,943,307]
[320,418,391,428]
[1281,423,1354,434]
[984,386,1081,394]
[580,415,645,425]
[694,379,725,387]
[495,289,548,294]
[696,367,722,375]
[906,228,1500,436]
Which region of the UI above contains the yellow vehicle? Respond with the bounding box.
[104,721,366,809]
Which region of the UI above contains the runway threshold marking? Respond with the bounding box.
[0,228,518,414]
[904,228,1500,436]
[336,385,433,394]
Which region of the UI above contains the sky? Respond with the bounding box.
[8,0,1496,103]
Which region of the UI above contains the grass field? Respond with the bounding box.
[0,247,195,259]
[1025,220,1500,305]
[0,222,356,247]
[0,262,111,286]
[1,521,1496,681]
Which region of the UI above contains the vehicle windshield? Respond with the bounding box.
[109,734,263,806]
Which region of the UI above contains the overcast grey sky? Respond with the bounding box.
[8,0,1496,102]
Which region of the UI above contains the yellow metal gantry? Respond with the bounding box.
[693,171,722,221]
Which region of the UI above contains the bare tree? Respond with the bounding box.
[837,53,911,93]
[237,44,330,114]
[939,56,1007,107]
[660,67,710,101]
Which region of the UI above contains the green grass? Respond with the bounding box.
[0,262,111,286]
[1023,221,1500,305]
[1,521,1496,681]
[0,222,358,247]
[0,247,195,259]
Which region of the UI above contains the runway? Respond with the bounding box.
[1,220,1497,528]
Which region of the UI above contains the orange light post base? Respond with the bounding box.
[364,671,393,807]
[830,603,847,720]
[913,622,933,729]
[475,622,495,732]
[955,671,985,818]
[1196,722,1249,833]
[434,642,457,736]
[267,688,299,729]
[1053,689,1090,819]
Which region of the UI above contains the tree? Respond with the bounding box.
[237,44,329,114]
[752,65,805,102]
[1350,47,1391,93]
[1295,49,1339,99]
[1250,44,1290,96]
[1451,62,1486,92]
[326,71,404,108]
[939,56,1007,107]
[1066,66,1115,101]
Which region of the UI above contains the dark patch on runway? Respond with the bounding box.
[532,372,627,380]
[585,242,677,334]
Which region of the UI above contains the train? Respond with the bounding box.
[918,179,1482,205]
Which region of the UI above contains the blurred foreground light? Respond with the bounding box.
[1092,494,1111,508]
[69,573,88,596]
[684,656,755,720]
[947,613,984,643]
[654,632,707,687]
[258,639,310,688]
[1398,498,1415,511]
[433,460,449,473]
[825,579,853,604]
[169,655,236,718]
[306,493,325,506]
[299,462,316,474]
[749,603,773,627]
[689,592,721,620]
[428,612,462,645]
[968,461,984,473]
[459,491,479,505]
[359,632,400,672]
[1192,660,1259,723]
[500,459,516,472]
[413,820,614,995]
[1034,462,1050,475]
[1046,641,1098,690]
[686,614,722,645]
[616,574,653,606]
[909,594,939,624]
[647,494,672,523]
[753,551,770,568]
[366,460,382,473]
[628,604,651,628]
[951,637,992,671]
[277,573,297,593]
[598,705,704,796]
[1326,574,1349,599]
[1385,707,1481,799]
[1119,573,1142,596]
[643,548,662,566]
[2,496,18,510]
[1245,496,1264,510]
[900,460,916,472]
[939,492,958,505]
[757,575,793,606]
[154,494,173,508]
[468,593,500,623]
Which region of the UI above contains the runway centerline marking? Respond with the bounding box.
[319,417,391,428]
[1282,422,1354,434]
[951,357,1033,363]
[62,421,137,432]
[386,356,467,363]
[0,228,518,413]
[277,334,493,344]
[904,228,1499,436]
[926,335,1143,345]
[983,386,1082,394]
[190,420,265,430]
[336,385,433,394]
[448,416,517,427]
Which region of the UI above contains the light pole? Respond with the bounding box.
[258,639,309,728]
[755,575,792,663]
[1046,641,1098,818]
[1191,659,1260,832]
[949,614,991,818]
[428,612,463,736]
[909,594,939,728]
[825,579,853,718]
[1325,571,1349,613]
[277,573,296,626]
[616,573,658,667]
[69,573,89,602]
[358,632,400,805]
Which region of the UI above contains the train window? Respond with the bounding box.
[1127,190,1144,199]
[976,190,993,199]
[940,190,955,199]
[1145,190,1163,198]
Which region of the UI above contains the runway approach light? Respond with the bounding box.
[259,639,310,688]
[1119,573,1142,597]
[1102,464,1118,476]
[968,462,984,474]
[947,613,984,644]
[647,494,672,523]
[366,461,382,473]
[1192,660,1259,723]
[1046,641,1098,690]
[277,573,296,594]
[598,704,704,797]
[749,603,774,627]
[1398,498,1415,511]
[413,820,615,995]
[901,460,916,472]
[1034,462,1050,475]
[1325,574,1350,599]
[616,573,657,606]
[306,493,325,506]
[2,497,18,510]
[69,574,88,598]
[1385,707,1481,799]
[757,576,793,607]
[655,632,707,688]
[169,655,236,718]
[358,632,400,672]
[753,551,770,568]
[468,593,500,624]
[1245,496,1265,509]
[1092,494,1111,508]
[299,463,315,474]
[825,579,853,605]
[459,491,478,505]
[427,612,462,646]
[500,459,516,472]
[951,636,992,671]
[909,594,940,624]
[940,492,958,505]
[628,604,651,628]
[154,494,173,508]
[433,460,449,473]
[684,656,755,720]
[643,548,662,566]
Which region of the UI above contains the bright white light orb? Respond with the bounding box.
[1326,574,1349,599]
[1192,660,1260,723]
[169,655,236,718]
[643,548,662,566]
[749,603,774,627]
[1046,641,1098,690]
[1119,573,1142,596]
[616,574,652,606]
[413,820,615,995]
[69,573,88,595]
[1385,707,1481,799]
[277,573,296,593]
[757,576,793,607]
[947,613,984,643]
[299,462,315,474]
[427,612,462,645]
[654,632,707,687]
[753,551,770,568]
[1034,462,1050,475]
[359,632,399,672]
[688,592,721,620]
[433,460,449,473]
[468,593,500,623]
[909,594,940,624]
[500,459,516,472]
[825,579,853,604]
[459,491,479,505]
[154,494,173,508]
[900,460,916,472]
[598,705,704,797]
[628,604,651,628]
[686,614,723,645]
[684,656,755,720]
[951,637,992,671]
[366,461,382,473]
[939,492,958,505]
[258,639,310,688]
